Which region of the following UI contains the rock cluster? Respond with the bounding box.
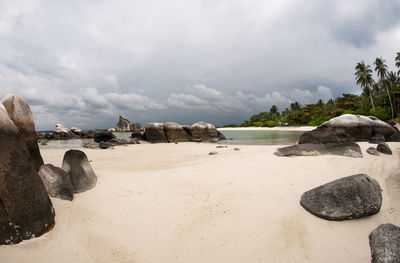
[299,114,398,144]
[38,125,98,140]
[0,94,55,245]
[39,150,97,200]
[144,121,225,143]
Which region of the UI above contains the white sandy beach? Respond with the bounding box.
[1,141,400,263]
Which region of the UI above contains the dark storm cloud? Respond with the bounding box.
[0,0,399,129]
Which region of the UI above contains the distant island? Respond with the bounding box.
[225,52,400,128]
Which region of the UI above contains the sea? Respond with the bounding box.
[38,130,305,149]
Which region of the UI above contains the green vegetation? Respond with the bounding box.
[224,52,400,127]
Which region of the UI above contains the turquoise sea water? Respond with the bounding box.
[39,130,305,149]
[218,130,304,145]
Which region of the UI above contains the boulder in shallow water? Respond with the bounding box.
[190,122,219,141]
[38,164,73,201]
[94,131,116,143]
[130,129,143,140]
[115,115,131,132]
[70,127,82,135]
[274,142,363,158]
[62,150,97,193]
[369,223,400,263]
[130,122,141,131]
[54,123,70,133]
[377,143,392,155]
[1,94,44,171]
[144,123,168,143]
[0,102,54,245]
[164,122,191,142]
[300,174,382,221]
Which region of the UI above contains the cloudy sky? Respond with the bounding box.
[1,0,400,130]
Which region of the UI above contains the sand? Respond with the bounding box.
[1,141,400,263]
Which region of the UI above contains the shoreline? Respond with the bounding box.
[218,126,316,132]
[2,142,399,262]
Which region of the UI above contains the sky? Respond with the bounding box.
[1,0,400,130]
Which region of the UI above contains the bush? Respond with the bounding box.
[307,115,332,126]
[263,120,278,127]
[372,107,391,121]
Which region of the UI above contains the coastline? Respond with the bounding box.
[1,141,399,262]
[218,126,316,132]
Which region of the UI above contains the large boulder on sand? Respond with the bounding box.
[144,123,168,143]
[164,122,191,142]
[1,94,44,171]
[0,103,55,245]
[38,164,73,201]
[115,115,131,132]
[299,114,398,144]
[300,174,382,221]
[62,150,97,193]
[274,142,363,158]
[369,223,400,263]
[190,122,219,141]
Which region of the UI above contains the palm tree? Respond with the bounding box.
[269,105,279,122]
[374,57,394,120]
[355,61,376,115]
[396,52,400,75]
[386,71,400,116]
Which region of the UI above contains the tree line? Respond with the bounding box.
[225,52,400,127]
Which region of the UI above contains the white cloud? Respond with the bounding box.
[167,93,209,109]
[0,0,399,129]
[106,92,165,111]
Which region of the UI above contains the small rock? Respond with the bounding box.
[233,148,240,151]
[369,224,400,263]
[366,147,380,156]
[216,146,227,148]
[377,143,392,155]
[99,142,112,149]
[209,151,218,155]
[82,142,99,149]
